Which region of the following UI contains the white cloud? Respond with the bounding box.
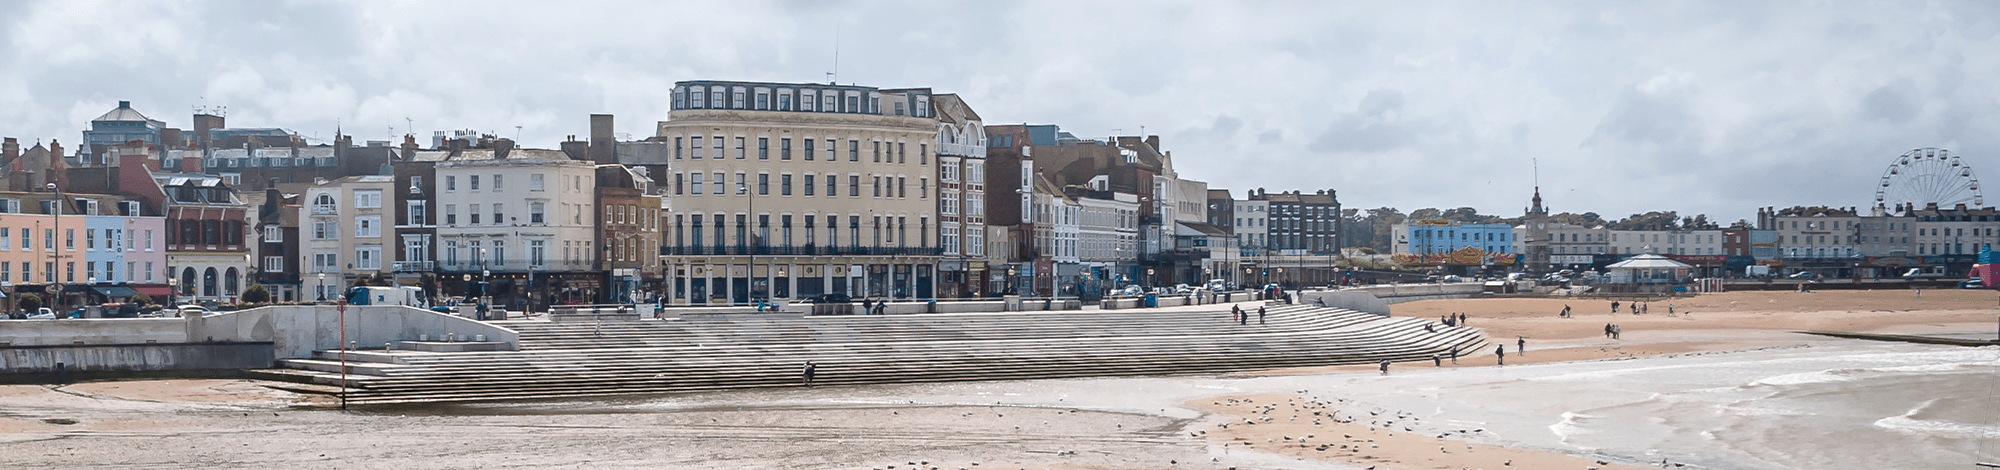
[0,0,1996,222]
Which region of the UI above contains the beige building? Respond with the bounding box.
[659,80,940,304]
[301,175,395,300]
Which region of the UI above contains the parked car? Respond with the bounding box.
[174,305,214,318]
[26,308,55,319]
[1960,278,1985,289]
[1787,271,1820,280]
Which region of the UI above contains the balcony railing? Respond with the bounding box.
[311,204,338,215]
[392,261,434,272]
[660,245,943,257]
[437,259,594,272]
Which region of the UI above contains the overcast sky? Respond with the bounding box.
[4,1,1997,224]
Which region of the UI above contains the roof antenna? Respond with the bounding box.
[827,25,840,85]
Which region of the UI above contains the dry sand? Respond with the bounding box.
[1195,288,1999,469]
[0,289,1989,469]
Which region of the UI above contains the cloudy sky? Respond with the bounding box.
[3,1,1997,223]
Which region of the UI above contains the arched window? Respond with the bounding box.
[203,267,219,297]
[181,268,197,295]
[224,268,239,296]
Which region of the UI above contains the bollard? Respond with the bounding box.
[348,341,356,350]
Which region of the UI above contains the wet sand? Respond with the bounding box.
[0,289,1990,469]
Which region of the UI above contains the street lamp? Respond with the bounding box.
[46,182,60,311]
[737,181,757,307]
[317,273,326,302]
[481,269,491,319]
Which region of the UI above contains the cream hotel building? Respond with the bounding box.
[659,80,940,305]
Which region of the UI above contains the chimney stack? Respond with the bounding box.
[493,138,514,159]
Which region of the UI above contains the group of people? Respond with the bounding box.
[856,298,889,315]
[1603,323,1623,339]
[1439,312,1467,327]
[1230,305,1266,325]
[1610,300,1652,315]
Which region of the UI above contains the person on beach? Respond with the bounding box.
[1432,353,1442,367]
[1668,304,1675,315]
[1425,323,1435,333]
[1517,336,1526,355]
[1379,360,1390,375]
[1642,303,1648,314]
[1612,301,1620,314]
[1232,306,1241,323]
[1561,304,1571,318]
[803,361,816,386]
[1240,308,1249,325]
[1258,308,1266,324]
[1458,312,1467,325]
[1494,345,1505,365]
[1613,324,1622,339]
[1604,323,1614,338]
[1450,345,1459,364]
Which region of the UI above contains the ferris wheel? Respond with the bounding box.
[1875,147,1982,210]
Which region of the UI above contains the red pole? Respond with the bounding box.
[337,299,347,409]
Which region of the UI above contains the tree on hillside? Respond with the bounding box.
[1363,207,1406,252]
[1611,211,1682,230]
[1548,211,1606,226]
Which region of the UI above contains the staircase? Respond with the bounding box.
[252,304,1486,405]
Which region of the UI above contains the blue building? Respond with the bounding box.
[1403,223,1514,255]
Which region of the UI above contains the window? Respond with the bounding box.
[531,202,546,224]
[826,139,836,160]
[470,175,480,190]
[735,137,746,159]
[65,228,74,250]
[714,135,725,159]
[713,172,724,195]
[0,229,8,250]
[779,94,792,111]
[919,143,927,165]
[780,138,791,160]
[356,216,381,237]
[314,220,338,239]
[758,138,769,160]
[493,204,504,225]
[804,139,814,161]
[898,142,906,164]
[530,240,546,266]
[690,173,704,194]
[313,252,338,272]
[849,175,860,196]
[873,176,882,197]
[85,229,95,251]
[828,175,838,196]
[804,175,815,196]
[356,245,381,270]
[470,204,481,225]
[781,174,793,196]
[531,173,545,191]
[264,256,284,272]
[691,136,705,158]
[758,174,770,195]
[145,229,152,250]
[355,189,382,208]
[408,200,427,225]
[849,140,859,161]
[445,204,458,225]
[447,175,457,191]
[873,141,882,162]
[674,137,684,159]
[755,92,768,110]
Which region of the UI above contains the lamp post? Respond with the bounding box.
[737,181,756,307]
[47,182,61,311]
[317,273,326,302]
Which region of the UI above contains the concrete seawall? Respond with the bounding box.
[0,305,519,382]
[0,342,274,383]
[1302,284,1486,315]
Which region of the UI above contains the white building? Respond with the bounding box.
[1233,198,1268,256]
[434,148,601,304]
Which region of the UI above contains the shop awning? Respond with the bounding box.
[90,285,140,298]
[133,285,174,297]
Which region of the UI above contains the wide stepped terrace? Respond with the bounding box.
[252,303,1486,405]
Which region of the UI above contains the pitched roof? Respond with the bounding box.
[93,102,157,123]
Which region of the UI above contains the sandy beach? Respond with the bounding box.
[0,289,1992,469]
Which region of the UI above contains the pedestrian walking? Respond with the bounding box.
[1561,305,1571,318]
[1258,308,1266,324]
[1495,345,1505,365]
[1916,288,1922,298]
[1668,304,1675,315]
[1232,305,1242,323]
[1432,353,1442,367]
[1241,308,1249,325]
[1458,312,1467,326]
[1517,336,1526,355]
[1612,301,1620,314]
[1450,344,1459,364]
[803,361,817,386]
[1604,323,1614,338]
[1379,359,1391,375]
[1641,303,1648,314]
